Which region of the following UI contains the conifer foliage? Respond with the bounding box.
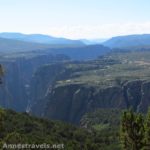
[121,109,150,150]
[145,108,150,149]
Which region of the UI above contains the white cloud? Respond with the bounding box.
[43,22,150,39]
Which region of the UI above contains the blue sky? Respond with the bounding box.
[0,0,150,39]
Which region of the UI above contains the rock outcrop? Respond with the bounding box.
[31,77,150,124]
[0,54,69,111]
[29,56,150,124]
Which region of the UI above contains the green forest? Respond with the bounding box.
[0,108,150,149]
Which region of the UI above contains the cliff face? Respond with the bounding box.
[1,50,150,125]
[0,44,111,112]
[29,52,150,124]
[138,81,150,113]
[30,65,150,124]
[0,54,69,111]
[30,72,150,124]
[31,80,150,124]
[42,84,126,124]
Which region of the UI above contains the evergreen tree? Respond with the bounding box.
[0,109,5,138]
[120,110,145,150]
[144,108,150,149]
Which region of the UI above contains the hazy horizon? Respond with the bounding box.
[1,32,150,41]
[0,0,150,39]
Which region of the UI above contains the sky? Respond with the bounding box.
[0,0,150,39]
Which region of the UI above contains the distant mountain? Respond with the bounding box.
[49,44,111,60]
[0,37,57,52]
[103,34,150,49]
[0,32,84,46]
[0,36,111,59]
[81,38,108,45]
[0,37,85,53]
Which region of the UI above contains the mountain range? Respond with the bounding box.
[1,32,150,52]
[0,32,84,45]
[102,34,150,49]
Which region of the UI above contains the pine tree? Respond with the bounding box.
[0,109,5,138]
[120,110,145,150]
[144,108,150,149]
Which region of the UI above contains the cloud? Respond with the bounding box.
[44,22,150,39]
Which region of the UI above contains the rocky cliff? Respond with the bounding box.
[30,51,150,124]
[31,79,150,124]
[0,53,69,111]
[1,50,150,124]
